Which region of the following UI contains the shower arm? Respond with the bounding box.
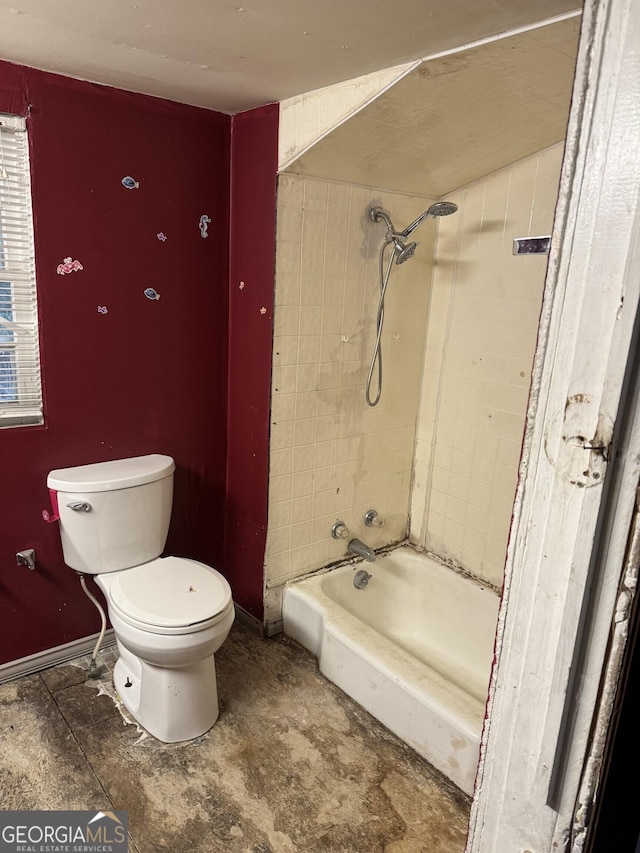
[370,206,395,232]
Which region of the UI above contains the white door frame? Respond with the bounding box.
[467,0,640,849]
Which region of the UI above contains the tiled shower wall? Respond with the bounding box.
[266,174,437,592]
[410,144,564,587]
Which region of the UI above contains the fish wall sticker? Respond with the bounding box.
[56,257,83,275]
[144,288,160,301]
[121,176,139,190]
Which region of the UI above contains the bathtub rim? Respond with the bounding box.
[281,541,502,597]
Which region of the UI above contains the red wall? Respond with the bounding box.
[225,105,279,617]
[0,60,240,665]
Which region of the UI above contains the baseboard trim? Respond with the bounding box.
[0,630,117,685]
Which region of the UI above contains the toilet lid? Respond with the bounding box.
[109,557,232,628]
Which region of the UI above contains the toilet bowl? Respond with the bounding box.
[96,556,234,742]
[46,454,235,743]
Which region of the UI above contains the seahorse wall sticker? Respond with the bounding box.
[199,214,211,238]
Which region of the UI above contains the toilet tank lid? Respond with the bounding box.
[47,454,175,492]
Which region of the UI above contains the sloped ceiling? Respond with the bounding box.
[0,0,581,113]
[286,17,581,197]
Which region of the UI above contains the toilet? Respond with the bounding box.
[46,454,235,743]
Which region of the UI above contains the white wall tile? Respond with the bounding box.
[411,144,563,585]
[268,150,561,594]
[266,174,435,587]
[269,474,292,504]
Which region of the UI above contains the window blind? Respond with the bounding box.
[0,113,42,427]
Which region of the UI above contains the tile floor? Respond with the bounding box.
[0,622,470,852]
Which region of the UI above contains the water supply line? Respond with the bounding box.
[78,573,107,679]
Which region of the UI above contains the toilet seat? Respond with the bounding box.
[105,556,233,635]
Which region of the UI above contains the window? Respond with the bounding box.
[0,113,42,427]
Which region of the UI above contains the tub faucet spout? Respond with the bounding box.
[348,538,376,562]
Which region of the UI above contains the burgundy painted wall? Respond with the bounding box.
[225,105,279,617]
[0,60,231,665]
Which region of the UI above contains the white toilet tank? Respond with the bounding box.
[47,454,176,574]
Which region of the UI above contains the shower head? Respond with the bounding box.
[392,237,418,264]
[428,201,459,217]
[370,203,454,264]
[401,201,459,238]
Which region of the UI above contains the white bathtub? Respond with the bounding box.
[282,545,499,795]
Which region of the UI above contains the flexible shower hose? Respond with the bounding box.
[365,240,396,407]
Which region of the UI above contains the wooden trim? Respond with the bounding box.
[467,0,640,848]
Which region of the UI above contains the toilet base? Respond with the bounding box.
[114,647,219,742]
